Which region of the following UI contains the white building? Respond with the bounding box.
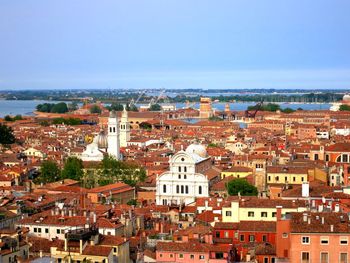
[120,106,131,147]
[156,143,211,206]
[107,110,120,159]
[81,110,121,161]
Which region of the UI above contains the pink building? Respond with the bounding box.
[156,241,230,262]
[277,210,350,263]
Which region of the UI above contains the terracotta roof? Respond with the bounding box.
[290,212,350,233]
[83,245,113,257]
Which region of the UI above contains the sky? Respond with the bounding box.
[0,0,350,90]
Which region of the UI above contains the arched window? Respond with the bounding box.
[113,127,116,132]
[185,186,189,194]
[109,127,112,132]
[184,174,187,179]
[176,185,179,194]
[336,155,342,162]
[163,185,166,193]
[199,186,202,195]
[181,185,184,194]
[178,166,181,172]
[184,166,187,172]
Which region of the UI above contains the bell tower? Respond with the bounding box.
[107,110,120,159]
[119,105,130,147]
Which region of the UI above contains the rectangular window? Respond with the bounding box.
[240,235,244,242]
[320,237,329,245]
[248,211,254,217]
[179,254,184,259]
[216,231,220,238]
[199,255,205,259]
[321,252,328,263]
[301,236,310,244]
[45,228,49,233]
[340,237,348,245]
[272,212,277,217]
[190,255,194,259]
[261,212,268,217]
[340,253,348,263]
[38,228,42,233]
[224,231,229,238]
[170,254,173,258]
[56,229,60,234]
[249,235,255,242]
[264,258,269,263]
[34,228,37,233]
[262,235,267,242]
[226,211,232,216]
[301,252,310,263]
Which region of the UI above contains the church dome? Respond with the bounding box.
[97,131,108,149]
[343,94,350,102]
[185,143,207,158]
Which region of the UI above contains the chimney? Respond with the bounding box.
[330,225,334,232]
[51,209,55,216]
[61,209,64,217]
[307,217,311,224]
[302,182,309,198]
[335,204,340,213]
[205,200,209,210]
[93,212,97,223]
[321,217,325,224]
[276,206,283,220]
[303,213,308,222]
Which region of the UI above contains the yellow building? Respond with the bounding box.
[266,166,309,185]
[221,166,253,179]
[222,197,306,223]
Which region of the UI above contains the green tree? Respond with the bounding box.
[108,103,124,111]
[339,104,350,111]
[127,199,137,206]
[50,102,68,113]
[208,116,223,121]
[98,155,146,187]
[126,104,138,112]
[4,115,13,121]
[149,103,161,111]
[0,124,16,145]
[281,108,295,114]
[36,160,61,184]
[36,103,54,112]
[226,178,258,196]
[90,105,102,114]
[61,157,84,181]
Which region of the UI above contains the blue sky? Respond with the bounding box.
[0,0,350,90]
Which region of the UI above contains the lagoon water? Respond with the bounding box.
[0,100,332,117]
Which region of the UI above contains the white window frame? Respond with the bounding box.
[340,237,348,245]
[340,252,348,263]
[301,251,310,263]
[320,236,329,245]
[301,236,310,244]
[320,251,329,263]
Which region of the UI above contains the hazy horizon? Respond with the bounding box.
[1,1,350,90]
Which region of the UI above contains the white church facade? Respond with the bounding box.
[81,107,130,161]
[156,144,211,206]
